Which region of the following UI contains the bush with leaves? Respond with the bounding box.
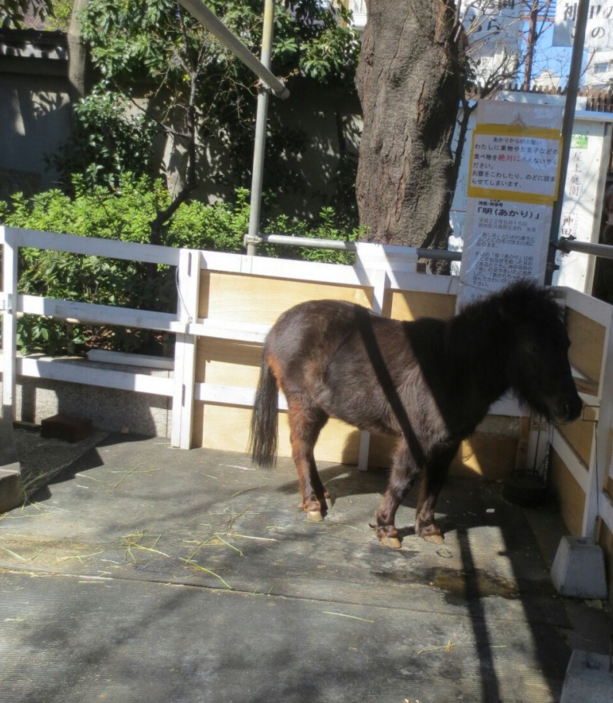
[49,0,361,225]
[0,175,361,356]
[51,84,159,194]
[0,175,175,354]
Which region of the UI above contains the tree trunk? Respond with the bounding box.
[356,0,465,249]
[67,0,90,102]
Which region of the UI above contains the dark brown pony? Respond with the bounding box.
[249,281,582,548]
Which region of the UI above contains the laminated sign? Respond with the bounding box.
[458,103,563,308]
[468,125,562,205]
[458,198,553,307]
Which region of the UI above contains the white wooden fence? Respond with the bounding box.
[0,226,465,467]
[5,225,613,547]
[549,287,613,542]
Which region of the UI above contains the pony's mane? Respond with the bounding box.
[459,280,563,325]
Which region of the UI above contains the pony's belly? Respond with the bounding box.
[313,381,400,436]
[336,414,399,437]
[323,401,400,437]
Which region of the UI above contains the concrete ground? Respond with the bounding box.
[1,434,612,703]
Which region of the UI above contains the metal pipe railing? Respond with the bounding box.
[257,234,613,264]
[177,0,290,99]
[557,237,613,261]
[249,233,613,265]
[245,233,463,262]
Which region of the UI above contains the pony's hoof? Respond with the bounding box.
[422,533,444,544]
[380,535,402,549]
[307,510,324,522]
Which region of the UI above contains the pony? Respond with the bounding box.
[249,281,582,548]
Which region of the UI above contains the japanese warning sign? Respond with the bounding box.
[468,125,562,204]
[458,102,563,308]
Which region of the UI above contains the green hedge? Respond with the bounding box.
[0,175,361,356]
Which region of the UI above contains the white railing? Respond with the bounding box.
[5,226,613,548]
[549,287,613,541]
[0,226,461,464]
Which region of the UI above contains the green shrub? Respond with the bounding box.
[1,175,174,355]
[0,175,361,356]
[49,85,158,194]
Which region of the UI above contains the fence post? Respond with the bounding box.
[583,306,613,538]
[1,227,18,421]
[171,249,200,449]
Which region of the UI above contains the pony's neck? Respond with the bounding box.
[445,303,512,419]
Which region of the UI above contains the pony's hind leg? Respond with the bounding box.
[286,394,329,522]
[414,441,459,544]
[372,440,421,549]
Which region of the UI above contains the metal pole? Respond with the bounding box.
[245,232,463,262]
[177,0,289,99]
[558,237,613,260]
[246,0,275,257]
[546,0,590,284]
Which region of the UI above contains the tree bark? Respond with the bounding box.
[356,0,465,249]
[67,0,90,102]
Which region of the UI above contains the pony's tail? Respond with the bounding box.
[249,355,279,468]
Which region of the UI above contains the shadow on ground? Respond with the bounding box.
[1,434,611,703]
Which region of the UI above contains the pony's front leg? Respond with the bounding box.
[414,441,460,544]
[287,396,329,522]
[373,440,421,549]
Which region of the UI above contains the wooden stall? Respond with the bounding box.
[6,226,613,582]
[188,245,527,479]
[1,228,524,478]
[548,288,613,595]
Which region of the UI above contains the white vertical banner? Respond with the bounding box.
[553,1,613,47]
[554,122,613,293]
[457,102,563,309]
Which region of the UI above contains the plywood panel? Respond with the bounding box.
[199,272,373,324]
[193,403,360,464]
[192,276,516,477]
[557,412,595,469]
[390,291,457,322]
[550,448,585,536]
[567,307,605,384]
[196,338,261,386]
[367,433,396,469]
[356,428,519,480]
[193,399,520,482]
[453,434,519,480]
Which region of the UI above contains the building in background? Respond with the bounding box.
[532,68,562,88]
[585,49,613,87]
[345,0,366,33]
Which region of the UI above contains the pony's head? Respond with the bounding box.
[496,282,582,424]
